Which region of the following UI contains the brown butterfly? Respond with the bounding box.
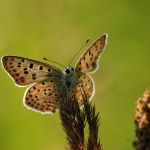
[1,34,108,114]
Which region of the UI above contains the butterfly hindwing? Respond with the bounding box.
[24,80,62,114]
[74,73,94,106]
[75,34,107,73]
[1,56,63,86]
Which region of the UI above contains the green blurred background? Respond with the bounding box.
[0,0,150,150]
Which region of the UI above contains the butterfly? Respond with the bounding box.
[1,34,108,114]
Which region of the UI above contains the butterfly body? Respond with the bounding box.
[64,66,77,92]
[1,34,108,114]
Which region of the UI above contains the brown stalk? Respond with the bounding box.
[58,92,102,150]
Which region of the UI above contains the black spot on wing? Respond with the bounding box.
[32,73,36,80]
[29,63,33,68]
[86,63,89,69]
[39,66,43,70]
[24,71,28,74]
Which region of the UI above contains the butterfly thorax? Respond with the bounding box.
[64,66,77,92]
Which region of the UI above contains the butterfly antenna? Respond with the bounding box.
[69,39,90,66]
[43,58,66,68]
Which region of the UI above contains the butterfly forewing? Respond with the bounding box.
[75,34,107,73]
[1,56,63,86]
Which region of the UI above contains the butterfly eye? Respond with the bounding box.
[65,68,70,74]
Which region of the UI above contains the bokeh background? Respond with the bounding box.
[0,0,150,150]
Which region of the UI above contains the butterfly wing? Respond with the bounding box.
[74,34,108,104]
[75,34,108,73]
[74,73,94,106]
[1,56,63,86]
[24,80,62,114]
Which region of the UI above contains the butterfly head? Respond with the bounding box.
[65,66,74,75]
